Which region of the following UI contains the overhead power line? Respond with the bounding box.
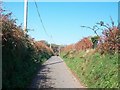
[34,0,50,37]
[34,0,56,44]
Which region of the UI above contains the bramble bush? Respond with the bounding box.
[61,37,93,53]
[1,9,53,88]
[75,37,93,51]
[61,19,119,88]
[97,25,120,54]
[81,19,120,55]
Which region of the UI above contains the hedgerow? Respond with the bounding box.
[1,9,53,88]
[61,18,119,88]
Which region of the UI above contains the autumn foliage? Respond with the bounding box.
[97,26,120,54]
[61,20,119,88]
[75,37,93,51]
[62,20,120,55]
[62,37,93,52]
[1,10,53,87]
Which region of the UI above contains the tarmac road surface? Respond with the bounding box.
[30,56,84,88]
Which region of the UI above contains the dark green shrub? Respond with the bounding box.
[1,10,53,88]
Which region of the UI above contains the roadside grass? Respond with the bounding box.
[60,51,118,88]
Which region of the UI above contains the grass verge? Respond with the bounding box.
[60,51,118,88]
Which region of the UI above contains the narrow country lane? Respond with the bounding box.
[29,56,84,88]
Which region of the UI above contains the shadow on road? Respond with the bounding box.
[29,64,55,88]
[44,61,63,66]
[29,56,85,88]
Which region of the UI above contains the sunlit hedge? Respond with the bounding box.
[1,11,54,88]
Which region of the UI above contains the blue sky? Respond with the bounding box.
[3,2,118,45]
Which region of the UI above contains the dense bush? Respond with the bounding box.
[66,22,120,55]
[81,20,120,55]
[97,26,120,54]
[61,37,93,52]
[61,44,74,52]
[1,10,53,88]
[75,37,93,51]
[61,19,119,88]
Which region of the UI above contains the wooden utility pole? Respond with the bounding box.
[24,0,28,33]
